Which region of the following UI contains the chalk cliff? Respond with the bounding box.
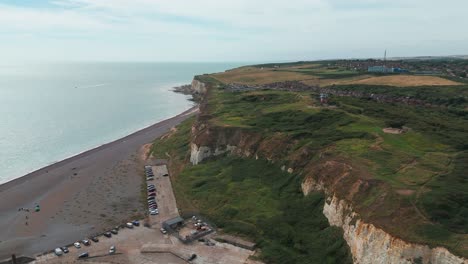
[322,194,467,264]
[188,79,468,264]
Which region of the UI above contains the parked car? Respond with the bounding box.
[91,237,99,242]
[148,193,156,197]
[54,248,63,256]
[78,252,89,259]
[60,246,69,253]
[150,209,159,215]
[109,245,116,255]
[73,242,81,248]
[163,173,169,177]
[104,232,112,238]
[126,222,134,228]
[82,239,91,246]
[132,220,140,226]
[160,228,167,234]
[111,229,118,235]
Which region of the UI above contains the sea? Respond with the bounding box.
[0,62,243,184]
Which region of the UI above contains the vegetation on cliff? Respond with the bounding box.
[151,118,352,263]
[154,61,468,260]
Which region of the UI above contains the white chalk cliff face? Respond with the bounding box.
[190,143,237,165]
[191,79,207,95]
[190,142,468,264]
[322,195,467,264]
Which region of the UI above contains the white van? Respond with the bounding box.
[54,248,63,256]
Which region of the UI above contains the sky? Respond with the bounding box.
[0,0,467,62]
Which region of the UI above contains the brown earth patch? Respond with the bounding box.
[395,189,415,196]
[370,133,384,150]
[345,75,461,87]
[140,143,153,161]
[383,128,404,134]
[213,68,312,85]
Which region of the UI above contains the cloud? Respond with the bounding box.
[0,0,467,62]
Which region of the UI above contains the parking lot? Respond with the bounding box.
[31,164,258,264]
[148,165,180,227]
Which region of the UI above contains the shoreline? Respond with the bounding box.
[0,105,198,259]
[0,106,196,192]
[0,82,194,187]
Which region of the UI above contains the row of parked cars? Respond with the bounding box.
[146,166,159,216]
[53,221,140,258]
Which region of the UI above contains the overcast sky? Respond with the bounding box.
[1,0,467,62]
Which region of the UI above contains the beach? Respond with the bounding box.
[0,106,198,260]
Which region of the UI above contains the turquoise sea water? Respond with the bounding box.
[0,62,242,184]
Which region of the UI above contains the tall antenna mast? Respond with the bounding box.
[384,49,387,65]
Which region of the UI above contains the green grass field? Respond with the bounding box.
[152,128,352,263]
[153,64,468,259]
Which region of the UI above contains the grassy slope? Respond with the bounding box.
[153,61,468,259]
[151,119,352,264]
[202,69,468,256]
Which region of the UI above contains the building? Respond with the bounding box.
[163,216,184,230]
[368,66,393,73]
[368,66,408,74]
[320,93,328,104]
[392,67,409,73]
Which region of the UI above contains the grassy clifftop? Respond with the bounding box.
[151,118,352,263]
[154,61,468,260]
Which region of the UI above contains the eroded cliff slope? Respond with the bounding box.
[186,74,468,263]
